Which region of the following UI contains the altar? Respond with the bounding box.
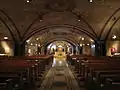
[54,51,66,60]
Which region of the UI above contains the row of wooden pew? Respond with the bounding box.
[0,55,53,90]
[67,55,120,90]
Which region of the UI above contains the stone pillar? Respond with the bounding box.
[73,46,76,55]
[41,46,44,55]
[95,40,106,56]
[79,46,83,54]
[14,42,25,56]
[44,46,47,55]
[76,45,80,54]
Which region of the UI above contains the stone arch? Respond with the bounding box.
[23,11,97,39]
[99,8,120,40]
[42,38,76,55]
[0,9,21,42]
[22,24,96,43]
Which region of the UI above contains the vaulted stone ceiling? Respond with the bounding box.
[0,0,120,44]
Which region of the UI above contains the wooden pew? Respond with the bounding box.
[0,55,53,89]
[68,55,120,90]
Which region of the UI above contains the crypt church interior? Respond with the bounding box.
[0,0,120,90]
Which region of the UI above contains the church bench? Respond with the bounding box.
[0,60,37,89]
[84,63,120,90]
[0,55,53,89]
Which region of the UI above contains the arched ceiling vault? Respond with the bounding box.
[22,11,97,38]
[0,9,21,42]
[23,24,96,42]
[0,0,120,43]
[26,29,93,49]
[43,39,76,49]
[41,36,78,47]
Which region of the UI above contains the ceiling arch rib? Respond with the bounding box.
[23,24,96,42]
[0,9,21,41]
[0,17,16,42]
[105,16,120,40]
[41,35,78,46]
[43,38,76,49]
[99,8,120,40]
[23,11,97,39]
[71,11,97,37]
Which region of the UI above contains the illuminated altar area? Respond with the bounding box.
[54,47,66,60]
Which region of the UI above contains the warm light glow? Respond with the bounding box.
[0,54,8,56]
[59,61,62,65]
[77,60,79,62]
[80,44,82,47]
[90,39,94,42]
[112,35,117,39]
[58,45,63,48]
[78,19,81,22]
[27,0,30,3]
[87,44,90,46]
[28,49,31,54]
[39,19,42,22]
[31,43,33,45]
[35,60,38,62]
[26,40,30,43]
[82,38,84,40]
[38,44,40,47]
[36,38,39,40]
[1,41,11,54]
[4,36,8,40]
[89,0,92,3]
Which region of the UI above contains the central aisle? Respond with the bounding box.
[39,58,80,90]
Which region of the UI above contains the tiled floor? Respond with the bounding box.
[37,58,80,90]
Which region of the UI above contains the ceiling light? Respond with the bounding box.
[27,0,30,3]
[112,35,117,39]
[26,40,30,43]
[87,44,90,46]
[89,0,92,3]
[90,39,94,42]
[82,38,84,40]
[31,43,33,45]
[80,44,82,47]
[39,19,42,22]
[36,38,39,40]
[26,0,32,3]
[4,36,8,40]
[78,19,80,22]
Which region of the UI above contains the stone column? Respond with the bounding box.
[79,46,83,54]
[95,40,106,56]
[14,42,25,56]
[73,46,76,55]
